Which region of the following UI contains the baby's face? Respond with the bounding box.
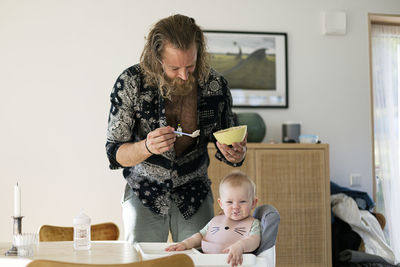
[218,185,256,221]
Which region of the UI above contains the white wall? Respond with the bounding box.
[1,0,399,242]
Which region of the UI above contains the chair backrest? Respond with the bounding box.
[26,254,194,267]
[252,204,280,255]
[39,222,119,241]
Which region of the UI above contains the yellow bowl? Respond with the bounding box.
[213,125,247,145]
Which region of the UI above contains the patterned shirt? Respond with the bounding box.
[106,64,243,219]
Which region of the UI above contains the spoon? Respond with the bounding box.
[173,129,200,138]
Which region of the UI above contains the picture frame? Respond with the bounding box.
[204,30,288,108]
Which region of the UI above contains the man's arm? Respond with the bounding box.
[213,75,247,167]
[116,127,176,167]
[116,140,151,167]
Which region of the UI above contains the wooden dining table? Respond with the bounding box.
[0,241,139,266]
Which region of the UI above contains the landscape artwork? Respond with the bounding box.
[204,31,288,108]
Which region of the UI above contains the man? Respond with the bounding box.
[106,14,247,243]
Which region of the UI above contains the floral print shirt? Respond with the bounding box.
[106,64,242,219]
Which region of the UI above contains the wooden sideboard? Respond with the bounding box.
[207,143,331,267]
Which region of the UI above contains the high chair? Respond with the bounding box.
[252,204,280,267]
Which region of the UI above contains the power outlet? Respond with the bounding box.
[350,173,362,187]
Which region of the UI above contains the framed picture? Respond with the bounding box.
[204,30,288,108]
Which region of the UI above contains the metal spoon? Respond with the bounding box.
[173,129,200,138]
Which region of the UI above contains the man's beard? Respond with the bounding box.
[159,73,197,99]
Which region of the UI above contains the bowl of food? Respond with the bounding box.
[213,125,247,145]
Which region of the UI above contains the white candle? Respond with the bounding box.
[14,182,21,217]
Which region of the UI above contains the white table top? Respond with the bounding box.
[1,241,274,267]
[0,241,139,266]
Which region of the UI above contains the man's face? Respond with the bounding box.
[161,42,197,81]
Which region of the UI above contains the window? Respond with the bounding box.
[370,14,400,260]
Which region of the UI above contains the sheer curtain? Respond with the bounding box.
[371,23,400,263]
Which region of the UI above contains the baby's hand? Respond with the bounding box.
[165,242,187,251]
[223,242,244,267]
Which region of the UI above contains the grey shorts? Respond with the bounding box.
[121,183,214,243]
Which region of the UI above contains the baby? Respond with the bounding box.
[166,171,260,267]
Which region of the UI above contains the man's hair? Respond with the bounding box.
[219,171,256,200]
[140,14,210,93]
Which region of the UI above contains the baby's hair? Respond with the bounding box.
[219,171,256,200]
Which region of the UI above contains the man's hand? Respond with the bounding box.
[145,126,176,155]
[216,133,247,163]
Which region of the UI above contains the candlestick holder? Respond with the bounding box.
[5,216,23,256]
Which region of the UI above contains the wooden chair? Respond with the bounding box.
[26,254,194,267]
[39,222,119,241]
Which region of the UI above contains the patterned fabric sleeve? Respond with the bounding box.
[106,68,138,169]
[105,142,124,169]
[199,220,212,237]
[214,76,245,167]
[249,218,261,236]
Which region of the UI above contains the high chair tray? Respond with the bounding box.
[135,242,257,266]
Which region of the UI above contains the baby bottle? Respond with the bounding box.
[73,210,91,250]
